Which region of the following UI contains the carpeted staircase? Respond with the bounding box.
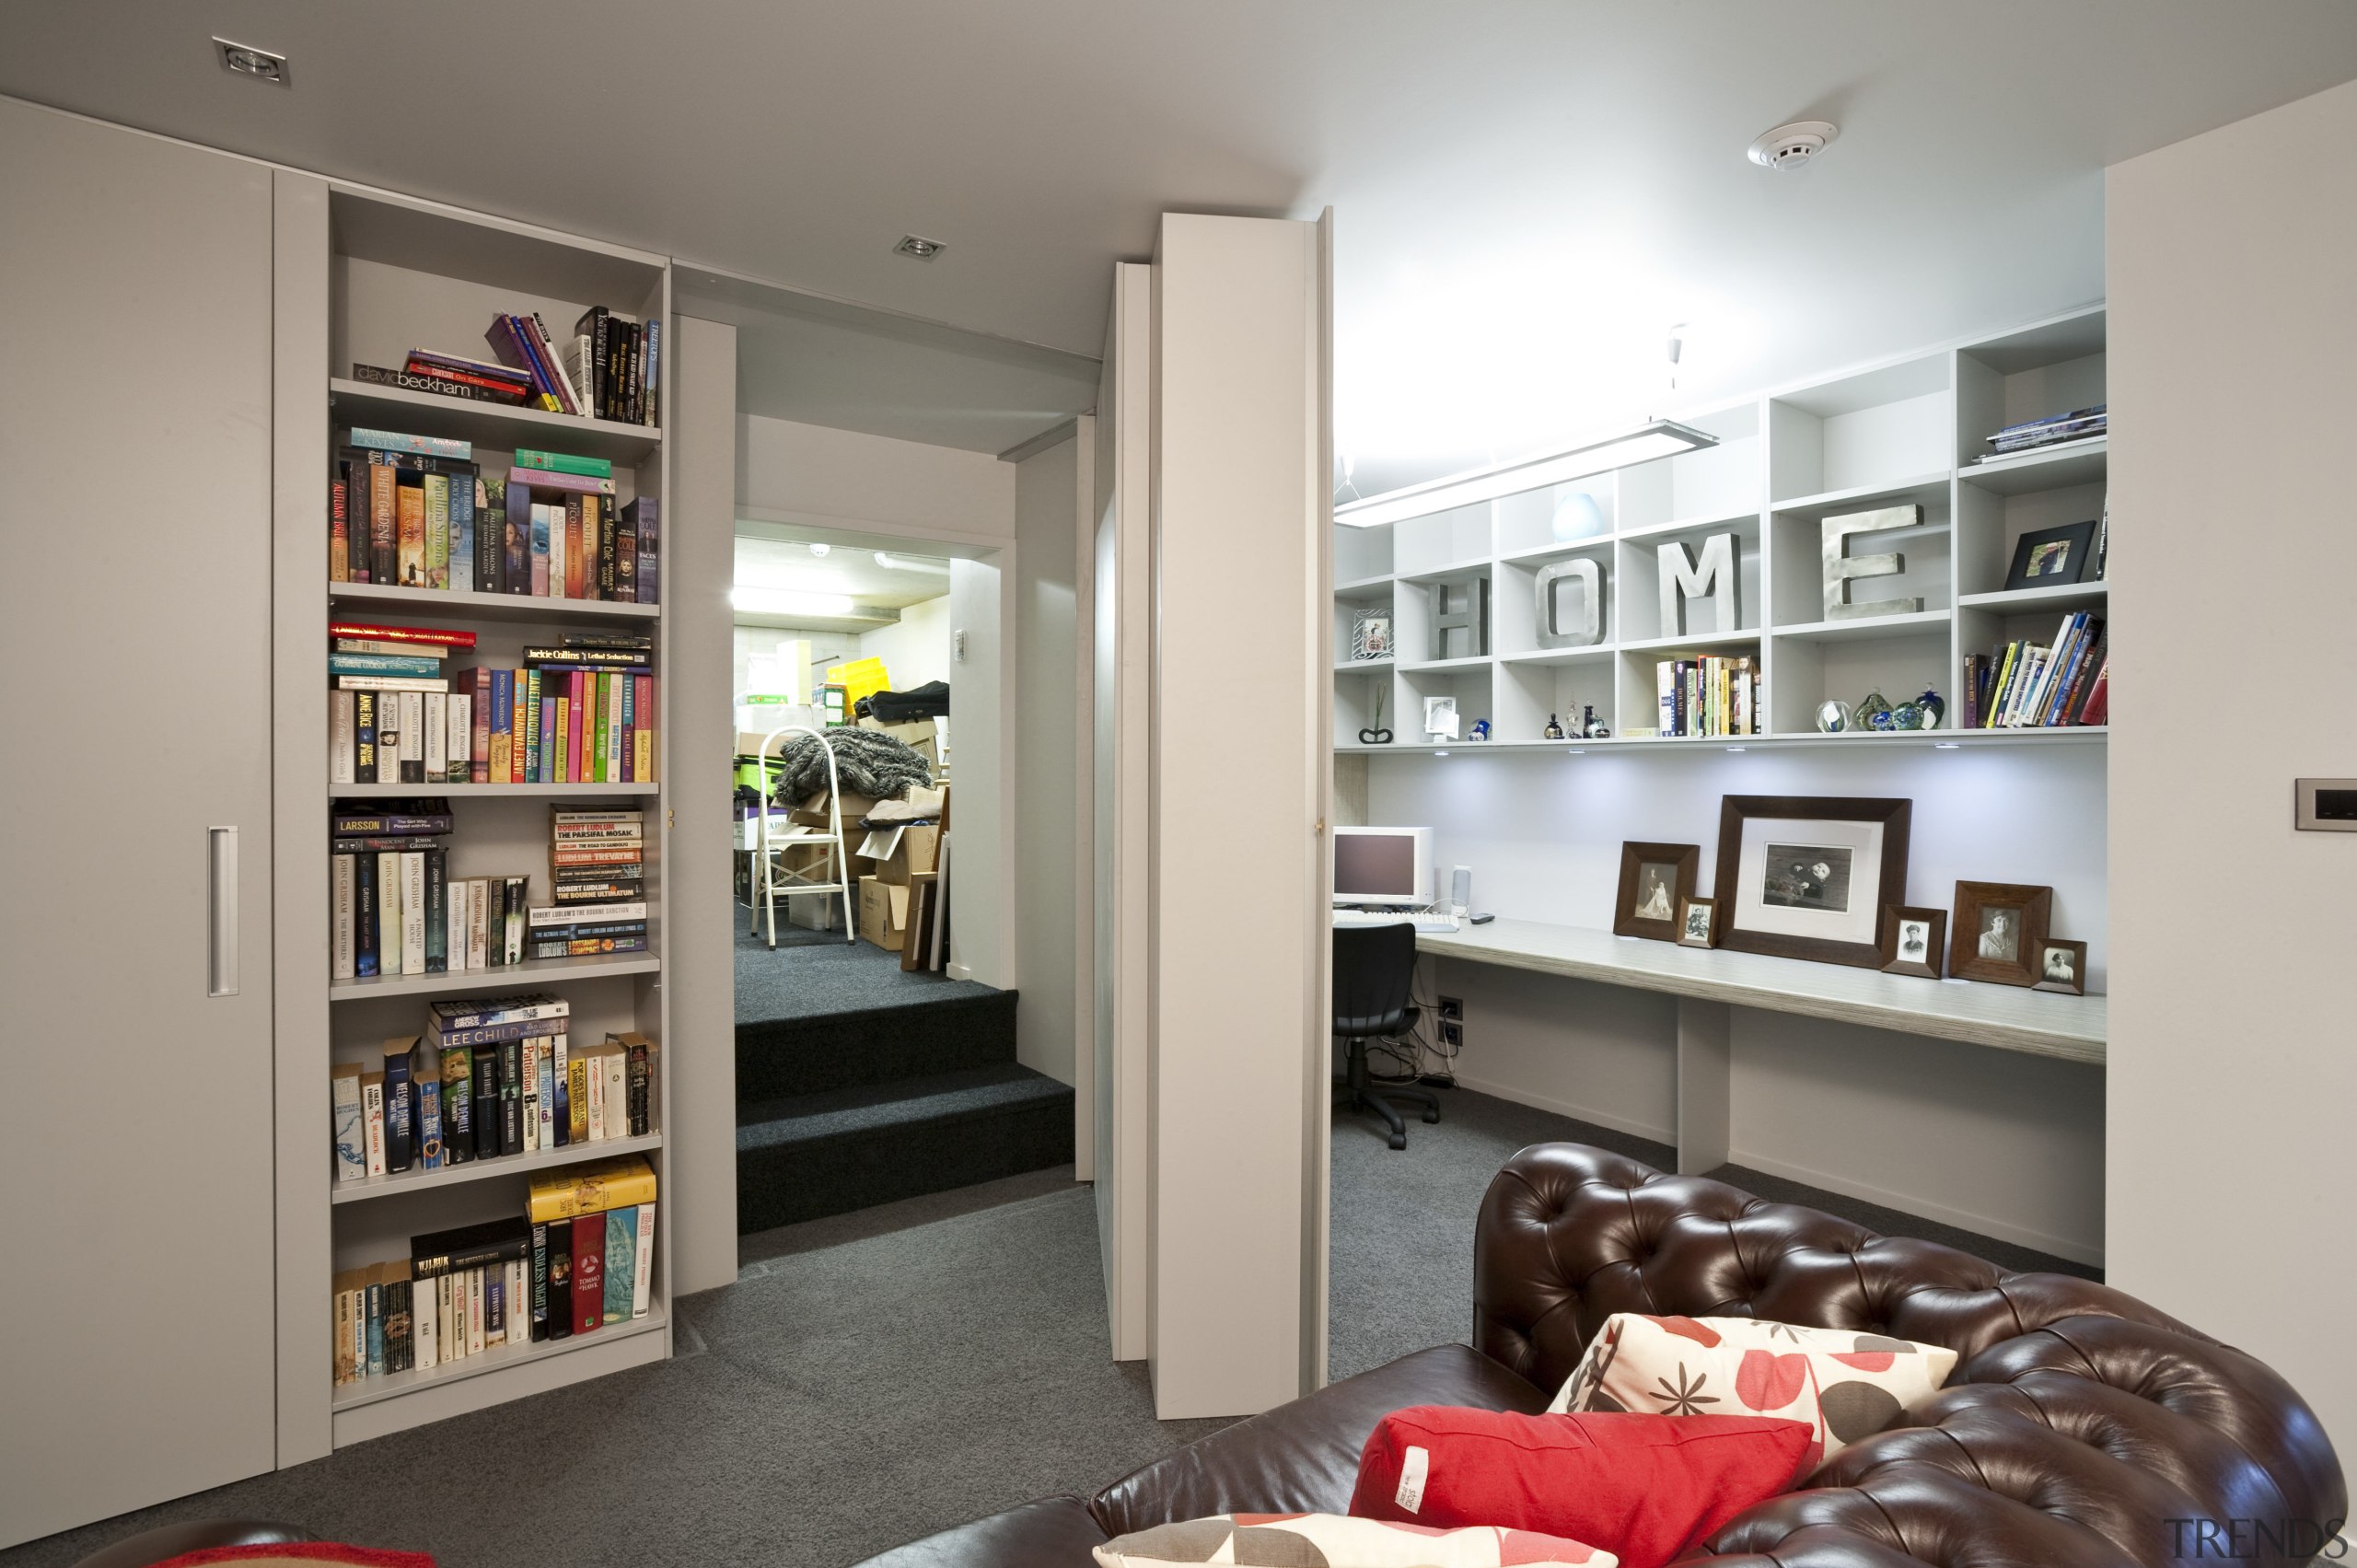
[736,944,1074,1233]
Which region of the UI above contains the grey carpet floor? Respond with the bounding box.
[735,921,994,1024]
[5,1088,2096,1568]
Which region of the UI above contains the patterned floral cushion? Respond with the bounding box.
[1543,1314,1957,1469]
[1093,1512,1617,1566]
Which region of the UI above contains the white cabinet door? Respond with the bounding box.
[0,98,278,1546]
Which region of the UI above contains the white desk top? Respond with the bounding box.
[1419,918,2106,1064]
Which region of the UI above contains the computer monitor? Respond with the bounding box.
[1332,826,1434,908]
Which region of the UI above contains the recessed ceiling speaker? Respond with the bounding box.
[1747,121,1839,170]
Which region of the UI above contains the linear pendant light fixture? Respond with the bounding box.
[1334,418,1718,529]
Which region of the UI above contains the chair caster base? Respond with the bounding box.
[1387,1132,1407,1150]
[1422,1108,1440,1123]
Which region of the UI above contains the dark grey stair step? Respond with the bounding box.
[736,988,1018,1101]
[736,1063,1074,1234]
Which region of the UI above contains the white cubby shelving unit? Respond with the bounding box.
[278,182,673,1449]
[1332,305,2108,753]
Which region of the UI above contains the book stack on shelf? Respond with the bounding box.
[1653,655,1760,738]
[331,432,659,604]
[332,1005,657,1183]
[450,633,659,786]
[331,1154,657,1388]
[331,623,478,784]
[1962,613,2108,729]
[331,431,477,589]
[1974,404,2106,463]
[349,307,658,427]
[532,809,648,958]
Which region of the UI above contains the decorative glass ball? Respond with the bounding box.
[1910,686,1945,730]
[1815,700,1852,733]
[1550,491,1607,542]
[1857,690,1897,731]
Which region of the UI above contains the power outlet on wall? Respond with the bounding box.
[1437,995,1464,1023]
[1438,1018,1463,1049]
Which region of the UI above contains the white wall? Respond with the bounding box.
[1150,214,1329,1418]
[669,315,742,1294]
[1015,434,1083,1088]
[1369,742,2108,1260]
[2108,77,2357,1461]
[946,554,1011,988]
[733,622,862,703]
[859,593,952,692]
[738,412,1015,540]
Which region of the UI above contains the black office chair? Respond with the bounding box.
[1333,920,1441,1150]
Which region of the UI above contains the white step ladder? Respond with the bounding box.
[749,723,858,948]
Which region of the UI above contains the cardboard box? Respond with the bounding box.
[790,788,883,830]
[855,822,940,886]
[858,876,910,949]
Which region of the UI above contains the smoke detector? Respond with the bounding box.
[1747,121,1838,170]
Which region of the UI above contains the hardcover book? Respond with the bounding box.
[604,1206,636,1324]
[545,1223,573,1341]
[571,1213,605,1335]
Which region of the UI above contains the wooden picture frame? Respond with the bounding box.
[1676,895,1717,949]
[1713,796,1911,969]
[1879,905,1948,979]
[1948,881,2053,986]
[1614,842,1699,943]
[2033,936,2088,995]
[2003,519,2101,591]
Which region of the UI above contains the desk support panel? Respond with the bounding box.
[1676,998,1733,1176]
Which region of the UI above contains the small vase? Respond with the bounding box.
[1910,686,1945,730]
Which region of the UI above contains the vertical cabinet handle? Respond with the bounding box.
[208,826,239,996]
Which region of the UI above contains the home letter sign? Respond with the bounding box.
[1821,505,1925,621]
[1535,558,1603,646]
[1657,532,1740,636]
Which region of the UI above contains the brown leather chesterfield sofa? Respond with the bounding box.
[859,1143,2345,1567]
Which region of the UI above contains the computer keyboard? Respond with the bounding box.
[1332,908,1461,934]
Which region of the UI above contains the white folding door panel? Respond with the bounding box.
[1095,264,1152,1361]
[1147,213,1333,1417]
[0,97,279,1544]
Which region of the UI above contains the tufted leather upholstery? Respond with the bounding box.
[1478,1144,2345,1566]
[854,1143,2344,1568]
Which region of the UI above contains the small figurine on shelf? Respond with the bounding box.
[1856,689,1898,731]
[1543,714,1566,739]
[1469,718,1492,741]
[1906,686,1945,730]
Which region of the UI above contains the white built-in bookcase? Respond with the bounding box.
[274,180,673,1450]
[1333,305,2108,751]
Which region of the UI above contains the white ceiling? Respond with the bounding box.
[732,531,950,633]
[9,3,2357,491]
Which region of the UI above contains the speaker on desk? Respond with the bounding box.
[1450,865,1470,915]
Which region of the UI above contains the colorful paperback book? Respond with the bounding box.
[508,465,617,497]
[450,470,476,595]
[514,447,612,479]
[604,1207,636,1324]
[348,428,472,459]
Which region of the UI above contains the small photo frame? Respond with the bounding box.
[1948,881,2054,986]
[1351,608,1393,662]
[1615,842,1700,943]
[2033,937,2088,995]
[2003,519,2100,591]
[1878,905,1948,979]
[1676,895,1717,949]
[1422,695,1460,739]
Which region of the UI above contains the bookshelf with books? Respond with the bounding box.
[1329,304,2108,752]
[277,180,674,1453]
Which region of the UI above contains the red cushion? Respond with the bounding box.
[1349,1407,1813,1568]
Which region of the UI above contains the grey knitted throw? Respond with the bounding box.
[769,729,934,805]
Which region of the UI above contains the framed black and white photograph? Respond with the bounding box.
[1351,607,1393,662]
[2033,936,2088,995]
[2003,519,2101,591]
[1878,904,1948,979]
[1677,895,1718,949]
[1614,842,1699,943]
[1948,881,2054,986]
[1713,796,1911,968]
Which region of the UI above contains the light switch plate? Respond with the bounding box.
[2294,778,2357,831]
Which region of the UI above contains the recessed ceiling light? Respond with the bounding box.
[1747,120,1838,170]
[894,235,947,261]
[807,542,830,557]
[215,37,288,85]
